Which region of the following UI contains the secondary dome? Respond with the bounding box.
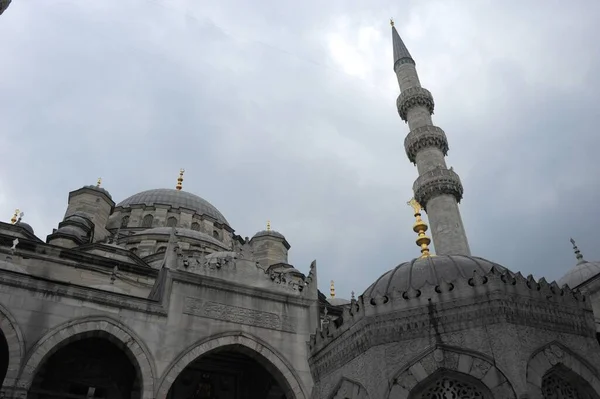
[117,189,229,225]
[363,255,510,297]
[558,261,600,289]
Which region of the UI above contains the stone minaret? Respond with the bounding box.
[392,22,470,256]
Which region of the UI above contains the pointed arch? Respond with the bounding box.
[526,341,600,396]
[15,316,156,399]
[156,331,308,399]
[327,377,369,399]
[387,345,516,399]
[0,302,25,389]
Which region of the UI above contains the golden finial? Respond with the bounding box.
[175,169,185,191]
[390,18,395,27]
[10,209,19,225]
[266,220,271,231]
[407,198,432,258]
[330,280,335,298]
[96,177,102,187]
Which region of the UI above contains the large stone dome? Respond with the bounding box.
[557,260,600,289]
[363,255,510,297]
[117,189,229,225]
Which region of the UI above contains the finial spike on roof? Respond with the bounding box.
[330,280,335,298]
[96,177,102,187]
[10,209,19,224]
[408,198,432,258]
[390,18,394,27]
[176,169,185,191]
[570,237,585,264]
[267,220,271,231]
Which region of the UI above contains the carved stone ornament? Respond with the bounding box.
[396,87,435,122]
[433,349,444,363]
[404,125,449,164]
[543,345,565,366]
[413,167,464,210]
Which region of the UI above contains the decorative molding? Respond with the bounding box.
[396,87,435,122]
[394,57,416,71]
[388,346,516,399]
[183,297,297,333]
[526,341,600,395]
[404,126,449,164]
[155,331,308,399]
[327,377,370,399]
[413,167,464,209]
[15,316,156,399]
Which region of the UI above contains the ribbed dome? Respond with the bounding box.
[135,227,227,248]
[15,222,34,235]
[83,185,112,200]
[363,255,509,297]
[117,189,228,225]
[328,297,351,307]
[557,261,600,289]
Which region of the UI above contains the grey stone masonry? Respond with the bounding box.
[392,25,470,256]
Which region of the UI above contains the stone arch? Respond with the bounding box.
[387,345,516,398]
[526,341,600,397]
[16,316,156,399]
[156,331,308,399]
[327,377,370,399]
[0,302,25,388]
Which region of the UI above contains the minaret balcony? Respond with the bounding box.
[413,167,464,210]
[397,87,435,122]
[404,125,449,164]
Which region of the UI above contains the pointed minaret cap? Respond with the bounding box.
[391,19,415,69]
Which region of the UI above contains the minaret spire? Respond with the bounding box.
[570,238,586,264]
[391,21,470,256]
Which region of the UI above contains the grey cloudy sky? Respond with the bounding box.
[1,0,599,299]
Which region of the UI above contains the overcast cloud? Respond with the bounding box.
[1,0,599,298]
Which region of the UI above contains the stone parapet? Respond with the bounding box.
[308,267,593,381]
[404,125,449,164]
[396,87,434,122]
[413,167,463,209]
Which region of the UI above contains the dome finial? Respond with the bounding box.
[570,237,586,264]
[408,198,432,258]
[10,209,19,224]
[96,177,102,188]
[176,169,185,191]
[330,280,335,298]
[266,220,271,231]
[390,18,394,27]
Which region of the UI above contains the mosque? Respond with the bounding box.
[0,21,599,399]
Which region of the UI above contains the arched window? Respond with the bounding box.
[542,365,600,399]
[166,217,177,227]
[191,222,201,231]
[409,372,491,399]
[213,230,220,239]
[120,215,130,228]
[142,215,153,228]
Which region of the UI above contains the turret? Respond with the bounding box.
[392,20,471,256]
[47,179,115,248]
[249,221,290,267]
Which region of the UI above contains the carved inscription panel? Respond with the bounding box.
[183,297,296,333]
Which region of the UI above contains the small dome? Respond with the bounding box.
[117,189,228,225]
[253,230,286,240]
[364,255,510,297]
[328,297,351,307]
[83,185,113,200]
[557,260,600,289]
[16,222,34,235]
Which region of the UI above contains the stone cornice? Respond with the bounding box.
[170,270,313,308]
[0,268,167,316]
[404,125,449,164]
[0,235,156,277]
[413,167,464,209]
[396,87,434,122]
[308,293,593,381]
